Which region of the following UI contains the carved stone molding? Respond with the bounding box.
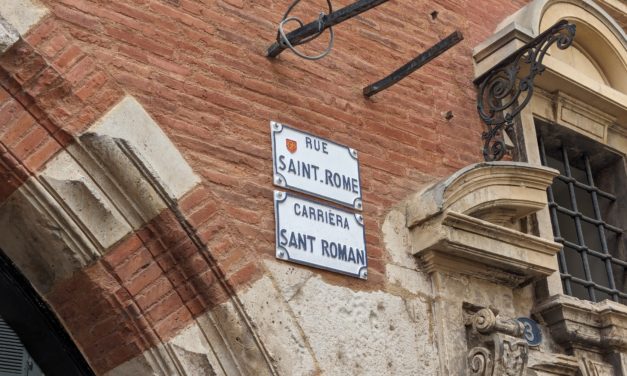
[406,162,561,286]
[465,307,529,376]
[527,351,581,375]
[580,357,615,376]
[0,96,200,293]
[535,294,627,353]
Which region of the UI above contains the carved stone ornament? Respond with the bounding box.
[466,307,529,376]
[406,162,561,286]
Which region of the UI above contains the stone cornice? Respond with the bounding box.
[535,295,627,352]
[407,162,561,286]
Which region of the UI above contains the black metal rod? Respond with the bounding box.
[363,31,464,97]
[561,147,597,302]
[584,155,619,301]
[266,0,390,58]
[539,136,573,296]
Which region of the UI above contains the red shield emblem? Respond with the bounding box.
[286,139,297,154]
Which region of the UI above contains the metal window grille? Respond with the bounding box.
[539,136,626,303]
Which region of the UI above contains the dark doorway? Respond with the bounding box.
[0,249,94,375]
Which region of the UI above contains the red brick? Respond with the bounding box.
[153,305,193,340]
[24,18,56,46]
[187,201,219,228]
[1,1,541,372]
[114,247,154,281]
[0,100,21,127]
[23,136,62,171]
[2,111,36,146]
[144,291,183,323]
[178,185,210,214]
[135,276,174,310]
[53,5,103,31]
[75,72,108,100]
[64,57,96,84]
[39,34,69,58]
[53,45,84,71]
[104,234,144,267]
[124,262,163,295]
[24,66,64,98]
[11,126,48,161]
[0,88,9,103]
[226,262,260,288]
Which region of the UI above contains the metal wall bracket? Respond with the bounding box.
[363,31,463,97]
[474,20,576,161]
[266,0,390,58]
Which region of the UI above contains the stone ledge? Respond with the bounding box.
[407,162,561,286]
[413,211,560,286]
[535,294,627,352]
[406,162,559,229]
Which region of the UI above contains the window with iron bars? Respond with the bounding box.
[537,129,626,304]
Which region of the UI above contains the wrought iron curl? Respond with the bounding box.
[475,20,576,161]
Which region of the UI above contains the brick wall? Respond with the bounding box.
[1,0,532,373]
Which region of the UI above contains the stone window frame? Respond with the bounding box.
[472,0,627,364]
[474,0,627,299]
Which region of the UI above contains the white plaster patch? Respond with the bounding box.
[286,277,438,376]
[0,0,48,36]
[87,96,200,201]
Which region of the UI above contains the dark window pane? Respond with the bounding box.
[594,288,611,302]
[597,195,614,219]
[537,132,626,304]
[557,212,579,244]
[545,154,565,175]
[611,262,626,295]
[552,179,572,211]
[575,187,595,218]
[570,163,588,183]
[570,280,589,301]
[605,228,621,256]
[581,220,602,252]
[588,255,609,288]
[563,246,586,280]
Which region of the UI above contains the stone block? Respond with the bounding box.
[0,0,48,36]
[87,96,200,202]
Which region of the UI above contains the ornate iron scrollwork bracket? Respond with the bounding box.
[465,307,529,376]
[475,20,576,161]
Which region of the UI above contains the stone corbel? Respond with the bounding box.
[406,162,561,286]
[465,306,529,376]
[535,295,627,354]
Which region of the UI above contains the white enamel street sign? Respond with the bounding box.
[274,191,368,279]
[271,122,362,210]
